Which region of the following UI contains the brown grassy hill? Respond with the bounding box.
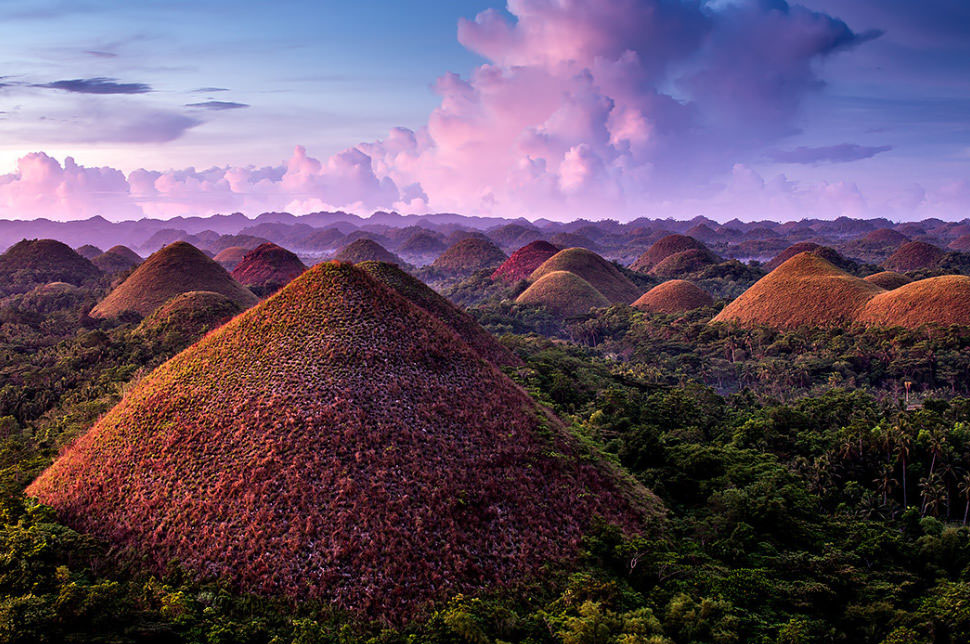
[531,248,640,304]
[632,280,714,314]
[515,270,610,318]
[864,271,912,290]
[649,248,720,278]
[884,241,945,272]
[863,228,910,245]
[28,262,652,621]
[303,227,346,251]
[334,238,403,265]
[856,275,970,328]
[765,242,848,272]
[432,238,508,275]
[0,239,102,297]
[358,261,520,367]
[92,245,141,274]
[949,235,970,252]
[491,240,559,283]
[230,243,307,294]
[76,244,103,260]
[213,246,250,270]
[712,252,884,329]
[399,230,447,256]
[133,290,244,349]
[630,235,711,273]
[90,241,258,319]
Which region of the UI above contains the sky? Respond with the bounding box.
[0,0,967,222]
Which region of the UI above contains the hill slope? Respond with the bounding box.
[92,245,141,274]
[491,241,559,283]
[630,235,712,273]
[530,248,640,304]
[883,241,945,272]
[649,248,720,278]
[90,241,258,318]
[856,275,970,328]
[0,239,102,296]
[334,238,403,265]
[516,270,611,318]
[432,238,508,275]
[765,243,849,272]
[863,271,912,290]
[230,242,307,294]
[633,280,714,314]
[28,262,651,621]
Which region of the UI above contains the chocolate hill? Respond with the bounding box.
[883,241,945,272]
[863,228,910,245]
[90,242,259,319]
[76,244,103,260]
[134,290,244,348]
[432,238,508,275]
[712,252,884,329]
[864,271,912,290]
[357,261,520,367]
[230,243,307,294]
[92,245,141,274]
[949,235,970,252]
[491,241,559,283]
[515,271,610,318]
[213,246,250,270]
[28,262,651,621]
[630,235,710,273]
[334,238,403,265]
[530,248,640,304]
[0,239,102,297]
[633,280,714,314]
[648,248,720,278]
[856,275,970,328]
[765,243,848,272]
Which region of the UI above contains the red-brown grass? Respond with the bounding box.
[92,245,141,274]
[491,240,559,282]
[765,242,847,272]
[530,248,640,304]
[648,248,720,278]
[630,235,711,273]
[334,238,403,265]
[712,252,885,329]
[862,228,910,245]
[134,290,244,344]
[90,241,259,319]
[431,238,508,275]
[863,271,912,290]
[855,275,970,329]
[0,239,102,296]
[213,246,250,270]
[515,270,611,318]
[949,234,970,252]
[28,261,654,622]
[76,244,103,260]
[883,241,945,272]
[230,242,307,292]
[633,280,714,314]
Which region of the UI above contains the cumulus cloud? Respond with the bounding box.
[185,101,249,110]
[38,77,152,94]
[767,143,893,164]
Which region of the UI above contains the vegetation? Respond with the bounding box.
[864,271,912,290]
[531,248,641,305]
[334,238,405,266]
[230,242,307,295]
[630,234,713,274]
[431,238,508,276]
[885,242,946,272]
[491,240,559,283]
[0,239,101,297]
[632,280,713,314]
[516,271,611,319]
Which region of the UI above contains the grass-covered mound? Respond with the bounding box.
[855,275,970,328]
[862,228,910,245]
[357,261,520,367]
[28,262,652,622]
[648,248,720,278]
[883,241,945,272]
[0,239,102,297]
[133,290,244,349]
[230,242,307,295]
[92,245,141,274]
[90,241,258,319]
[399,230,447,256]
[712,252,885,329]
[765,242,848,272]
[630,234,711,273]
[530,248,640,304]
[863,271,912,290]
[431,238,508,275]
[516,270,611,318]
[632,280,714,314]
[75,244,103,260]
[949,234,970,251]
[491,240,559,283]
[334,238,403,265]
[213,246,249,270]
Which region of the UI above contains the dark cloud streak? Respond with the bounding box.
[39,77,151,94]
[185,101,249,110]
[767,144,893,164]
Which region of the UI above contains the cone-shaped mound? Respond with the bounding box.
[630,235,711,273]
[28,262,650,621]
[76,244,103,260]
[949,234,970,252]
[90,241,258,319]
[862,228,910,245]
[649,248,720,278]
[712,252,884,329]
[399,230,447,256]
[491,240,559,282]
[432,238,508,275]
[213,246,249,270]
[334,238,403,265]
[864,271,912,290]
[530,248,640,304]
[856,275,970,328]
[884,241,945,272]
[765,242,847,272]
[516,271,611,318]
[134,290,243,346]
[633,280,714,314]
[357,261,519,367]
[230,243,307,294]
[92,245,141,274]
[0,239,101,296]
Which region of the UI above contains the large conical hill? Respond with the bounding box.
[431,238,508,275]
[334,238,403,265]
[28,261,652,621]
[633,280,714,314]
[230,242,307,294]
[516,271,611,318]
[530,248,640,304]
[0,239,102,296]
[630,234,712,273]
[491,240,559,283]
[855,275,970,329]
[89,241,258,319]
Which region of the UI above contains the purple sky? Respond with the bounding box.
[0,0,967,222]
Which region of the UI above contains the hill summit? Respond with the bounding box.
[89,241,258,319]
[516,270,611,318]
[856,275,970,329]
[0,239,101,296]
[633,280,714,314]
[432,237,508,275]
[334,238,403,265]
[630,235,711,273]
[491,240,559,282]
[29,262,651,621]
[530,248,640,304]
[230,242,307,294]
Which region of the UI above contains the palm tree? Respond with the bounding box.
[892,423,913,509]
[959,472,970,526]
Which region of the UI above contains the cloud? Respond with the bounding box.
[185,101,249,110]
[767,143,893,164]
[192,87,230,93]
[83,50,118,58]
[39,77,151,94]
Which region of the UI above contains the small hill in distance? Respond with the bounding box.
[765,242,850,272]
[632,280,714,314]
[864,271,912,290]
[863,228,910,245]
[0,239,102,297]
[649,248,720,278]
[230,243,307,295]
[515,270,611,318]
[949,234,970,252]
[530,248,640,304]
[28,262,652,622]
[334,238,404,265]
[856,275,970,329]
[90,241,259,319]
[630,234,711,273]
[884,241,946,272]
[431,238,508,275]
[133,290,244,350]
[491,240,559,283]
[213,246,250,271]
[92,245,141,274]
[75,244,103,260]
[712,252,884,329]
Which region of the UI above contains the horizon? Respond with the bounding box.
[0,0,968,222]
